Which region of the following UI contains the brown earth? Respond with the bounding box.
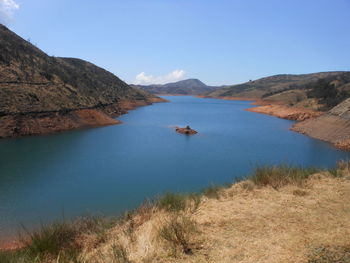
[0,97,167,138]
[292,115,350,150]
[246,104,323,121]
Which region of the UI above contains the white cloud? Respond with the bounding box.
[133,69,186,85]
[0,0,19,25]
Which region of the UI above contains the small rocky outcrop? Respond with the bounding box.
[175,125,198,135]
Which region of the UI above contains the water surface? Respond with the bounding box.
[0,96,349,241]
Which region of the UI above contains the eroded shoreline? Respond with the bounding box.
[201,96,350,151]
[0,97,167,139]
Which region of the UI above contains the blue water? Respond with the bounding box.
[0,96,349,241]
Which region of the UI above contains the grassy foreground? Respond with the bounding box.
[1,162,350,263]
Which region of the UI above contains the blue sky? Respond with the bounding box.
[1,0,350,85]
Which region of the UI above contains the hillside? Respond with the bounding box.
[205,72,349,104]
[134,79,221,95]
[0,24,164,137]
[2,163,350,262]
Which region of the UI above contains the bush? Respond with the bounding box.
[159,214,197,255]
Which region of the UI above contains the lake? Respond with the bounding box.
[0,96,349,242]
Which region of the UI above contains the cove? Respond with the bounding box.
[0,96,349,243]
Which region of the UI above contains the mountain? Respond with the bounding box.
[0,24,164,138]
[133,79,221,95]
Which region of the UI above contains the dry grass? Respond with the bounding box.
[2,162,350,263]
[159,214,198,255]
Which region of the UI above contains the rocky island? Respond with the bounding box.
[175,125,198,135]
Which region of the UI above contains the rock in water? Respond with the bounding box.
[175,126,198,135]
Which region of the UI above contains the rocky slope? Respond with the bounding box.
[0,24,165,138]
[134,79,221,95]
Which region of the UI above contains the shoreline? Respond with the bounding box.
[0,97,167,139]
[203,96,350,151]
[2,163,349,261]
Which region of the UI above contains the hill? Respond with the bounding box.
[0,24,164,138]
[134,79,221,95]
[206,72,350,107]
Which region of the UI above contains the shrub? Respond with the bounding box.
[159,214,197,255]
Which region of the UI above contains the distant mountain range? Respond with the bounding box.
[133,79,222,95]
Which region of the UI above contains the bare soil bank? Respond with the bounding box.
[203,96,350,151]
[0,97,167,138]
[246,104,323,121]
[292,115,350,151]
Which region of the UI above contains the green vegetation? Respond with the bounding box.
[248,164,320,189]
[0,216,116,263]
[156,193,188,212]
[156,192,200,212]
[201,184,225,199]
[306,73,350,110]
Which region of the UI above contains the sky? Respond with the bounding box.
[1,0,350,86]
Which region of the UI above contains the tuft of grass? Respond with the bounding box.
[156,193,188,212]
[0,250,31,263]
[110,243,131,263]
[159,214,198,255]
[293,189,308,196]
[156,192,201,213]
[308,245,350,263]
[0,216,117,262]
[201,185,224,199]
[249,164,320,189]
[23,221,80,260]
[328,160,350,178]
